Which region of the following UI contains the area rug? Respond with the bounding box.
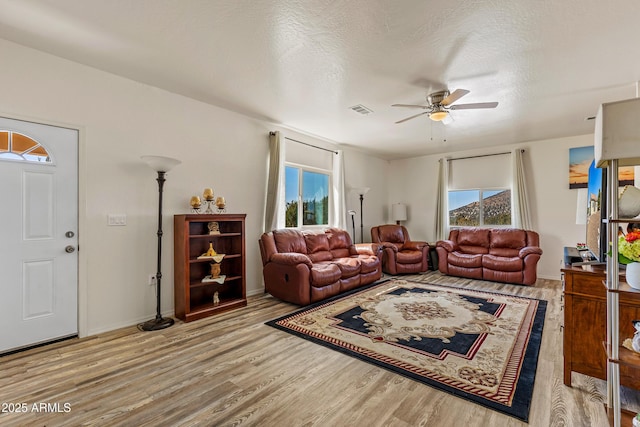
[266,279,546,422]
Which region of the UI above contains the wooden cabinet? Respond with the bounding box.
[174,214,247,322]
[562,264,640,389]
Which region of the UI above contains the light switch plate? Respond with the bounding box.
[107,214,127,226]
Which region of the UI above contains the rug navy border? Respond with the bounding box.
[265,279,547,422]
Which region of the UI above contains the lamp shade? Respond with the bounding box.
[141,155,181,172]
[352,187,370,195]
[392,203,407,222]
[594,98,640,167]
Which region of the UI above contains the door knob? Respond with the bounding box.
[65,245,76,253]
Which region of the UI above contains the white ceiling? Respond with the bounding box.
[1,0,640,160]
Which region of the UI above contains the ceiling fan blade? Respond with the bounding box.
[395,111,429,124]
[441,89,470,106]
[449,101,498,110]
[391,103,429,109]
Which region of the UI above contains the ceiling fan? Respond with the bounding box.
[392,89,498,124]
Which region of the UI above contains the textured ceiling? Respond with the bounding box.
[1,0,640,159]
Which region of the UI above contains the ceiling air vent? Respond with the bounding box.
[349,104,373,115]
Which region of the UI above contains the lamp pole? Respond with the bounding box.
[359,193,364,243]
[140,170,174,331]
[348,210,356,243]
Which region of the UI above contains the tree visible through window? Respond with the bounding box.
[448,189,511,227]
[285,165,329,227]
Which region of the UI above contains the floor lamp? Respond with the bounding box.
[353,187,370,243]
[140,155,181,331]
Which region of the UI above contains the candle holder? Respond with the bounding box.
[216,196,226,213]
[190,195,202,214]
[203,188,215,214]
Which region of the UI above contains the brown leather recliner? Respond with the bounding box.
[370,224,430,274]
[436,228,542,286]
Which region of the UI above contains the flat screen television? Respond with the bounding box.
[585,160,607,263]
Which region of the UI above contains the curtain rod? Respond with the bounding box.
[447,149,524,162]
[270,131,338,154]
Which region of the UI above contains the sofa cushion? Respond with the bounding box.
[490,229,527,250]
[357,254,379,273]
[309,262,342,286]
[273,229,307,254]
[482,254,523,272]
[489,247,520,258]
[458,228,490,248]
[333,257,361,278]
[397,250,423,264]
[326,228,354,258]
[448,251,483,268]
[304,232,333,262]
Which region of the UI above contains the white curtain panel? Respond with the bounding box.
[332,149,347,229]
[512,148,532,230]
[264,131,285,232]
[435,157,450,240]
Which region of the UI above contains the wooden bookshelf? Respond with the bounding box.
[174,214,247,322]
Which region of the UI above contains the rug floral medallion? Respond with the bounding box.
[266,279,547,422]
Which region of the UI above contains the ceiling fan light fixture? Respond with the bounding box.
[429,110,449,121]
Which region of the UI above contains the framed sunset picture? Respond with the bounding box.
[569,145,634,189]
[569,146,593,189]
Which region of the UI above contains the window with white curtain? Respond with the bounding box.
[448,154,512,227]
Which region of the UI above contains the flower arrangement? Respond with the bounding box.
[618,231,640,264]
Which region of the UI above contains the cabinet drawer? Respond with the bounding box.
[566,273,606,298]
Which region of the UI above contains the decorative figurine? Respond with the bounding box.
[190,195,202,214]
[210,262,221,278]
[633,320,640,352]
[208,221,220,235]
[204,242,216,257]
[213,291,220,306]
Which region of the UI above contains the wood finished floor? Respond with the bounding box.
[1,271,638,426]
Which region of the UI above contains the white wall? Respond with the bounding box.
[0,39,387,336]
[387,134,596,280]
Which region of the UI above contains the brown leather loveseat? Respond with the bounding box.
[436,228,542,286]
[259,228,382,305]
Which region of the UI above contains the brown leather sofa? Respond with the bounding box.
[371,224,430,274]
[259,228,382,305]
[436,228,542,286]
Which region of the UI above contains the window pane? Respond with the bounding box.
[449,190,480,226]
[482,190,512,225]
[302,170,329,226]
[0,131,51,163]
[285,166,299,227]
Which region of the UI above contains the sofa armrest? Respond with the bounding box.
[436,239,456,252]
[404,240,428,251]
[519,246,543,258]
[270,252,313,268]
[380,242,399,252]
[354,243,382,256]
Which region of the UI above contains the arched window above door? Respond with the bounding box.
[0,130,51,163]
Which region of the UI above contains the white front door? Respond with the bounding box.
[0,116,78,354]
